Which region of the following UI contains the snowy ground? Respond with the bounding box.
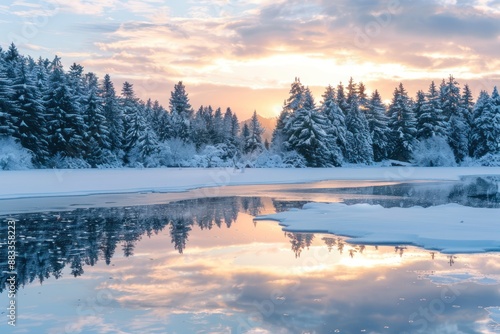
[1,166,500,200]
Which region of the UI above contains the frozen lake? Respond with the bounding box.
[1,178,500,333]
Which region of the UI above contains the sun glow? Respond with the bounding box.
[272,104,282,116]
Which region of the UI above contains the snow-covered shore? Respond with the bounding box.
[1,167,500,200]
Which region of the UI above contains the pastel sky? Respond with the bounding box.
[1,0,500,119]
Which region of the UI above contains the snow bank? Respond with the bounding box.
[1,167,500,200]
[255,202,500,254]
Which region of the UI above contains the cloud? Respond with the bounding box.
[23,0,497,116]
[46,0,118,16]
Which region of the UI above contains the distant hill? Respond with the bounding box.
[241,114,277,143]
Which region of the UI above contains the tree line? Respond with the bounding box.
[272,77,500,167]
[0,43,499,169]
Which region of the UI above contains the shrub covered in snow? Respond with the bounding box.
[96,153,124,169]
[160,139,197,167]
[47,153,91,169]
[0,137,34,170]
[253,150,284,168]
[281,151,307,168]
[191,144,233,168]
[411,136,456,167]
[476,153,500,167]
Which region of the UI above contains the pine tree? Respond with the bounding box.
[440,75,461,122]
[5,43,20,64]
[169,81,192,141]
[149,99,171,141]
[366,90,390,162]
[0,59,18,138]
[271,106,289,152]
[345,80,373,164]
[11,60,49,164]
[82,72,112,167]
[336,82,348,114]
[190,106,210,149]
[135,113,160,167]
[417,82,447,140]
[284,88,336,166]
[471,90,500,158]
[101,74,123,155]
[440,75,470,161]
[121,82,141,162]
[211,107,224,144]
[244,110,264,154]
[462,84,474,115]
[271,78,304,152]
[44,56,86,158]
[126,101,160,166]
[319,85,345,164]
[223,107,239,149]
[358,81,369,112]
[387,83,417,162]
[241,123,250,153]
[230,112,241,151]
[284,77,304,113]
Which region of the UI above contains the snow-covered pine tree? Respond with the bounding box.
[285,77,305,113]
[190,106,210,149]
[416,82,447,141]
[440,76,470,162]
[126,100,160,167]
[211,107,225,144]
[67,63,86,108]
[271,105,289,152]
[101,74,123,156]
[240,123,250,153]
[150,99,171,141]
[387,83,417,162]
[244,110,264,154]
[82,72,112,167]
[5,43,20,64]
[336,82,348,114]
[345,80,373,164]
[366,90,390,162]
[471,89,500,158]
[221,107,240,161]
[0,57,18,138]
[414,90,426,137]
[440,75,461,122]
[462,84,474,115]
[358,81,369,113]
[272,78,304,152]
[44,56,86,159]
[284,88,336,167]
[11,60,49,165]
[223,107,234,143]
[135,106,160,167]
[169,81,193,141]
[319,85,345,165]
[121,81,141,162]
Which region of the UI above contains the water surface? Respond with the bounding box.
[1,179,499,333]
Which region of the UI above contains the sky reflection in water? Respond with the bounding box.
[1,179,500,334]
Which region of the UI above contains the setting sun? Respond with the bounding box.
[272,104,283,116]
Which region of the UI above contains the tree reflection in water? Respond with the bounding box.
[3,175,497,293]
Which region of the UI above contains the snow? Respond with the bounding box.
[255,202,500,254]
[1,167,500,201]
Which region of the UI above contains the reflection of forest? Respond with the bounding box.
[1,179,478,292]
[0,197,264,292]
